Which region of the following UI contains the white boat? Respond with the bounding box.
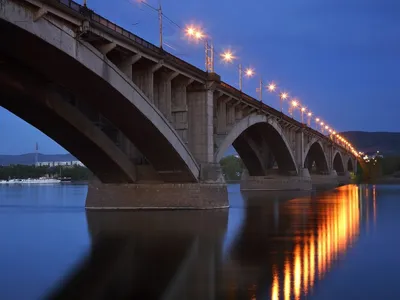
[0,177,61,184]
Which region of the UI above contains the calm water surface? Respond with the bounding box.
[0,184,400,299]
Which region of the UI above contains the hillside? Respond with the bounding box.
[341,131,400,155]
[0,153,76,166]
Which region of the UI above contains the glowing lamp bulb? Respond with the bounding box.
[268,83,277,92]
[186,26,195,36]
[245,68,255,77]
[194,30,203,39]
[221,51,234,62]
[291,100,298,107]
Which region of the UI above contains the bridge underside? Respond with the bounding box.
[0,15,197,183]
[0,9,229,209]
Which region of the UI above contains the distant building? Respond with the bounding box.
[35,161,85,167]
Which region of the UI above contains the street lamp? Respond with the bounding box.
[307,112,312,126]
[279,92,288,113]
[238,65,255,91]
[301,107,306,123]
[185,25,214,72]
[289,99,298,117]
[267,82,277,92]
[220,51,255,91]
[256,79,263,102]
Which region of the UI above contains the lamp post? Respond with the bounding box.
[301,107,306,123]
[279,92,288,113]
[307,112,312,126]
[289,99,298,117]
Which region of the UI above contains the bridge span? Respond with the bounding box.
[0,0,357,209]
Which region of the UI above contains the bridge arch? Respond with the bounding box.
[215,114,298,175]
[347,157,354,172]
[333,151,345,174]
[0,6,199,182]
[303,140,329,174]
[0,64,139,183]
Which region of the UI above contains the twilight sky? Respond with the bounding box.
[1,0,400,154]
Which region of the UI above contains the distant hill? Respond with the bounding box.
[0,153,76,166]
[341,131,400,155]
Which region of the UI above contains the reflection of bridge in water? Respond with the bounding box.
[222,185,363,299]
[49,185,376,299]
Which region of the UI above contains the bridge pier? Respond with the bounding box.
[240,169,312,191]
[338,171,352,185]
[311,170,339,188]
[86,179,228,210]
[86,163,228,210]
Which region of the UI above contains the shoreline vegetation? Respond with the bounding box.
[2,154,400,184]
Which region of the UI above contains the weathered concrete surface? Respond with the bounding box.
[311,171,339,189]
[86,178,229,209]
[240,170,312,191]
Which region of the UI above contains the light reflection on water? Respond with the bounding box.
[266,185,361,300]
[0,184,399,299]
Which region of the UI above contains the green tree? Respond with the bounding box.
[220,155,244,181]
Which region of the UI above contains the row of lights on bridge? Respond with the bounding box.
[184,25,359,158]
[89,0,359,158]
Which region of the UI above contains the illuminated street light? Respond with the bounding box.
[289,99,298,117]
[301,107,306,123]
[245,68,254,77]
[307,112,312,126]
[238,65,255,91]
[279,92,288,112]
[186,26,195,37]
[221,50,235,63]
[267,82,277,92]
[185,26,204,40]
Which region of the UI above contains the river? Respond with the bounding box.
[0,184,399,299]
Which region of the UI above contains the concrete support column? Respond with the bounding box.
[132,68,154,102]
[216,96,228,134]
[171,80,189,144]
[226,102,236,130]
[188,87,214,164]
[153,71,178,122]
[116,54,141,80]
[295,129,309,177]
[235,108,243,121]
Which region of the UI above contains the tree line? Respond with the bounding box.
[220,154,400,182]
[0,165,90,181]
